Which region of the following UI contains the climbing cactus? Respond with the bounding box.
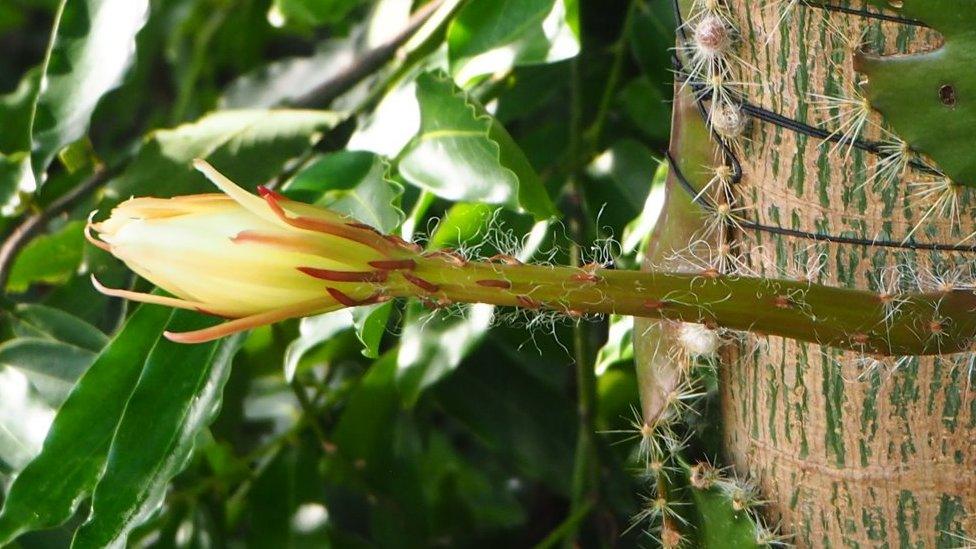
[630,0,976,546]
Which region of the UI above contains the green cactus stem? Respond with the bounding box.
[370,252,975,356]
[856,0,976,186]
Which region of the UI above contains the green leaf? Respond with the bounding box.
[71,313,242,549]
[283,310,354,382]
[221,39,358,109]
[7,303,108,353]
[5,219,84,294]
[447,0,580,85]
[398,71,557,220]
[432,348,577,493]
[594,314,634,375]
[0,302,173,545]
[621,159,667,255]
[584,140,659,242]
[619,77,671,143]
[109,109,342,198]
[0,338,95,407]
[271,0,364,29]
[0,367,54,472]
[30,0,150,181]
[0,70,39,215]
[397,301,495,407]
[283,150,404,233]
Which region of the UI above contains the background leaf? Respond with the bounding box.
[109,109,342,198]
[72,313,242,549]
[6,219,84,293]
[0,302,173,545]
[398,71,557,220]
[447,0,580,85]
[283,150,404,232]
[30,0,150,182]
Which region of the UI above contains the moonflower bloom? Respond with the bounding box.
[88,160,419,343]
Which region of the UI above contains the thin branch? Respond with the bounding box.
[293,0,445,108]
[0,165,117,290]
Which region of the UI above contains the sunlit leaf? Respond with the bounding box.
[0,338,94,407]
[0,368,54,472]
[283,150,404,233]
[109,109,342,198]
[399,71,557,220]
[447,0,580,85]
[31,0,150,181]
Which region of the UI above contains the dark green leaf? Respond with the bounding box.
[109,109,342,198]
[271,0,364,29]
[399,71,557,220]
[71,313,242,548]
[7,303,108,353]
[0,302,173,545]
[397,301,495,407]
[447,0,580,85]
[30,0,150,180]
[583,139,658,241]
[0,69,40,215]
[433,348,576,493]
[221,39,358,109]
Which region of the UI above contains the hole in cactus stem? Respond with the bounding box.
[643,299,667,311]
[772,295,793,309]
[940,84,956,107]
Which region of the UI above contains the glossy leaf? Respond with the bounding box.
[221,39,358,109]
[594,314,634,375]
[109,109,342,198]
[30,0,149,180]
[399,71,557,220]
[584,139,659,241]
[0,302,173,545]
[0,367,55,472]
[0,338,94,406]
[72,313,242,549]
[7,303,108,353]
[283,150,404,233]
[447,0,580,85]
[0,69,39,215]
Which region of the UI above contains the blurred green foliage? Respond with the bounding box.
[0,0,679,546]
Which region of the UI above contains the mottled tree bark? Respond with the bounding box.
[646,2,976,546]
[725,5,975,547]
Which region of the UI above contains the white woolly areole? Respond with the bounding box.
[678,323,721,357]
[710,102,746,138]
[694,15,731,56]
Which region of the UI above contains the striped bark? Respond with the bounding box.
[719,3,976,547]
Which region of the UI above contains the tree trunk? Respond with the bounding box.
[644,1,976,546]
